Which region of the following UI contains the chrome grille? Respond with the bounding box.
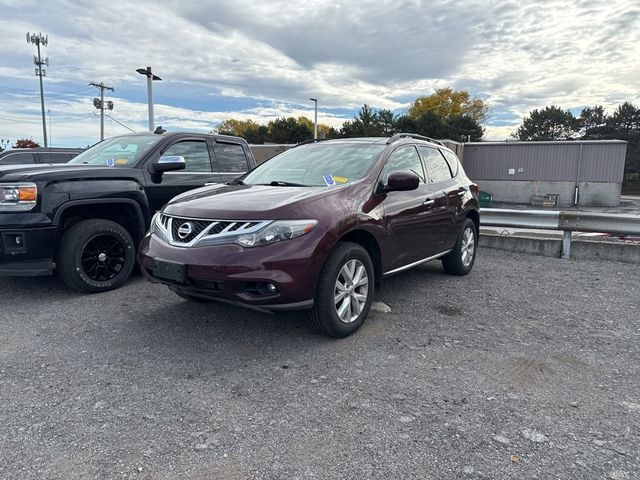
[159,214,271,247]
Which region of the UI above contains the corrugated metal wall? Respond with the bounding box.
[462,141,627,183]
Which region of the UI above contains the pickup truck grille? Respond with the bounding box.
[160,214,269,246]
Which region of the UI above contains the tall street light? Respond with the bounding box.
[26,32,49,147]
[309,97,318,139]
[136,67,161,131]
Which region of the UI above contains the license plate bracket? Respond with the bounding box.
[152,259,187,284]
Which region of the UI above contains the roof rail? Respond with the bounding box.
[386,133,444,146]
[294,138,330,147]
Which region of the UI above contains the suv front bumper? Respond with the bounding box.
[138,232,326,311]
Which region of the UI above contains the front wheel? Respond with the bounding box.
[442,217,477,276]
[307,242,374,338]
[56,219,136,293]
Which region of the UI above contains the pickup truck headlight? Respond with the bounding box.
[0,183,38,212]
[235,220,318,248]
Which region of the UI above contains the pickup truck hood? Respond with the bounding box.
[0,163,141,182]
[163,183,349,219]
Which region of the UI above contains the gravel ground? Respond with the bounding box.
[0,248,638,479]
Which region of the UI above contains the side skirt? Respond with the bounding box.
[382,250,452,277]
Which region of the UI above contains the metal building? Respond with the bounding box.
[461,140,627,207]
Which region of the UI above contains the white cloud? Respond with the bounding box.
[0,0,638,145]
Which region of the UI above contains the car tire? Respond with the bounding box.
[442,217,477,276]
[308,242,374,338]
[56,219,136,293]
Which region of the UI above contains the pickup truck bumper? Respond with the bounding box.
[0,226,57,276]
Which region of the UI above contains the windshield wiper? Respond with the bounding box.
[258,180,310,187]
[226,178,245,185]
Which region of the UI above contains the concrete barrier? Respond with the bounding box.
[479,233,640,264]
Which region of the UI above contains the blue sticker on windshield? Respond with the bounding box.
[106,158,115,167]
[323,174,336,187]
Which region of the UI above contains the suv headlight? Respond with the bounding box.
[235,220,318,248]
[149,211,170,243]
[0,183,38,212]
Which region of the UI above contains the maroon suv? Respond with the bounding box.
[139,134,479,337]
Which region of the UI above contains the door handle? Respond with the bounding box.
[424,198,435,207]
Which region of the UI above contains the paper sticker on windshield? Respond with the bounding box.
[106,158,115,167]
[323,174,336,187]
[115,158,129,165]
[333,176,348,184]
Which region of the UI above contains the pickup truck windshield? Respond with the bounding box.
[68,135,159,167]
[243,143,386,187]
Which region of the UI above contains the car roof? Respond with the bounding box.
[304,135,456,154]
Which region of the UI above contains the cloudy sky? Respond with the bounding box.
[0,0,638,147]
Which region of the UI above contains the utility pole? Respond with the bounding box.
[309,97,318,139]
[26,32,49,147]
[90,82,114,141]
[136,67,162,131]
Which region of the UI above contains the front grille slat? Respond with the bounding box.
[160,215,269,246]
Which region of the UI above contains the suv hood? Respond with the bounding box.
[0,163,140,182]
[164,183,349,219]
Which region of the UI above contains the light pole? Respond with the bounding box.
[26,32,49,147]
[136,67,162,131]
[309,97,318,139]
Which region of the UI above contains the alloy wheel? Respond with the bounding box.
[80,234,126,282]
[461,227,475,267]
[334,259,369,323]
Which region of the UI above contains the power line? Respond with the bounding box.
[106,114,135,132]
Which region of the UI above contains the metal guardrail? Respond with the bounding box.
[481,208,640,258]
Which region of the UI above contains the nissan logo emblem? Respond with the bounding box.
[177,222,194,240]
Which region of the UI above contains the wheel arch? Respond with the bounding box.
[466,209,480,233]
[53,199,147,245]
[336,229,383,287]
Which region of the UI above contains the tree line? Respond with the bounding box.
[216,88,488,144]
[515,103,640,182]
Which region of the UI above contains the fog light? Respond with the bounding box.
[15,235,23,246]
[266,283,277,294]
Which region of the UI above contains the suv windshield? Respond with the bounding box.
[243,143,386,186]
[68,135,159,167]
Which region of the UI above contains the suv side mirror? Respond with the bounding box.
[151,155,186,173]
[384,172,420,192]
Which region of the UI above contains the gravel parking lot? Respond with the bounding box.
[1,248,638,479]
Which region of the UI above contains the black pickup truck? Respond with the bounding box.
[0,131,256,292]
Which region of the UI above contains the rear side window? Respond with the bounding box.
[214,143,249,172]
[440,149,460,177]
[162,140,212,172]
[420,146,452,183]
[383,146,426,183]
[40,153,73,163]
[0,152,35,164]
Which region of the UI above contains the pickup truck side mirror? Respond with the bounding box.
[151,155,186,173]
[383,171,420,192]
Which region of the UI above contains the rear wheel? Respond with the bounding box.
[442,218,477,275]
[56,219,136,293]
[307,242,374,338]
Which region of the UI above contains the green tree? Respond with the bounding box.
[579,106,607,139]
[514,106,580,141]
[340,105,395,137]
[605,102,640,182]
[408,88,490,124]
[268,117,312,143]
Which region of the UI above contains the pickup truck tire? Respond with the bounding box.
[56,219,136,293]
[307,242,374,338]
